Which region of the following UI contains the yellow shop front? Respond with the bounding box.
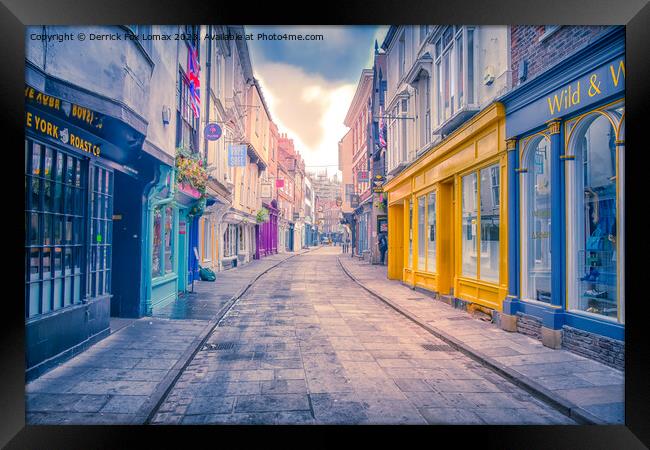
[385,103,508,312]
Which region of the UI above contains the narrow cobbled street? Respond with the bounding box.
[151,247,575,425]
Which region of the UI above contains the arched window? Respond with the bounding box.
[520,135,552,303]
[567,113,619,320]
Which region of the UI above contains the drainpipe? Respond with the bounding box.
[204,25,212,162]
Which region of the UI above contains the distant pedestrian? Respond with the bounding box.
[378,232,388,265]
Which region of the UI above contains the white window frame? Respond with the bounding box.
[565,105,624,324]
[434,26,477,128]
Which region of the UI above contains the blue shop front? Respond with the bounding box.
[24,78,165,379]
[499,27,625,369]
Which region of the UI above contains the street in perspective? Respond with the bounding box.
[24,25,625,425]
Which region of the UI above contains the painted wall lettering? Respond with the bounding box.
[610,60,625,87]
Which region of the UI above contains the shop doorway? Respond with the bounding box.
[438,179,455,295]
[387,203,404,280]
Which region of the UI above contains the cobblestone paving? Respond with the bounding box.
[152,247,575,425]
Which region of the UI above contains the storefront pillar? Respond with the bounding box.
[502,138,520,331]
[541,119,565,348]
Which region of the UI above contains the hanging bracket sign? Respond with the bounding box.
[204,123,222,141]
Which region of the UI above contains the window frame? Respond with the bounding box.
[434,26,476,128]
[459,160,501,283]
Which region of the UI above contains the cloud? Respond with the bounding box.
[254,62,355,171]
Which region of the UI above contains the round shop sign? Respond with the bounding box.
[204,123,222,141]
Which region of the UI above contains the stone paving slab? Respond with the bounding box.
[24,249,310,425]
[338,255,624,424]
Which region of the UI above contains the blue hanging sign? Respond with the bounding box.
[204,123,222,141]
[228,144,247,167]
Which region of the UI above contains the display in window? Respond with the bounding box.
[152,206,162,277]
[524,137,551,303]
[575,115,618,318]
[461,172,477,277]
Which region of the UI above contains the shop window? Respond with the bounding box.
[152,204,175,278]
[408,198,413,268]
[25,140,85,318]
[163,206,173,274]
[152,207,162,277]
[417,196,426,269]
[479,165,500,282]
[570,114,619,319]
[202,218,212,262]
[521,137,552,303]
[460,163,501,281]
[88,164,113,299]
[427,191,436,272]
[461,172,478,277]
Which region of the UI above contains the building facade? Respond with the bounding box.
[499,26,625,369]
[383,25,510,310]
[25,24,174,378]
[344,70,373,259]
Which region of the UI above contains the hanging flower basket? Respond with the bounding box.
[178,182,201,199]
[256,207,270,223]
[174,148,208,215]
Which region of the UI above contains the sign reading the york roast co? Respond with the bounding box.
[506,57,625,138]
[24,84,145,167]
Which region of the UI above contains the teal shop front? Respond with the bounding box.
[499,26,625,369]
[145,165,205,314]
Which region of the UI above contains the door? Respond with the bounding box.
[388,203,404,280]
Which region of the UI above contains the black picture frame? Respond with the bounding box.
[1,0,648,447]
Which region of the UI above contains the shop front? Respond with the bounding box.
[256,200,278,258]
[353,195,372,259]
[384,102,508,313]
[499,27,624,365]
[24,82,157,379]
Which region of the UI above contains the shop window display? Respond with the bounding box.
[461,172,478,277]
[408,198,413,268]
[427,191,436,272]
[522,137,552,303]
[417,196,426,270]
[25,140,86,318]
[574,115,618,318]
[479,164,500,282]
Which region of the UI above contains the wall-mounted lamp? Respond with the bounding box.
[162,106,171,125]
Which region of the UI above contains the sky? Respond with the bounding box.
[247,25,389,177]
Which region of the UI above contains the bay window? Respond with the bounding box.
[435,26,475,127]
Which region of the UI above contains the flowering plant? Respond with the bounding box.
[175,148,208,217]
[256,207,270,223]
[175,148,208,193]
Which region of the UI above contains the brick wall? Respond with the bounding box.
[515,312,542,340]
[561,325,625,371]
[510,26,612,88]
